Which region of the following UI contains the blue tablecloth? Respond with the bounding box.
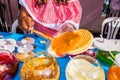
[0,32,109,80]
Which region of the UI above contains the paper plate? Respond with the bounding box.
[68,29,93,55]
[48,29,93,57]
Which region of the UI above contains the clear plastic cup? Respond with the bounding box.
[20,52,60,80]
[0,49,18,80]
[66,55,105,80]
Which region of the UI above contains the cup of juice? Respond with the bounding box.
[20,52,60,80]
[0,49,18,80]
[66,55,105,80]
[108,65,120,80]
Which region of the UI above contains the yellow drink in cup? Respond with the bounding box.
[66,55,105,80]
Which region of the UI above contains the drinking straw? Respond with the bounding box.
[109,51,120,67]
[68,55,87,77]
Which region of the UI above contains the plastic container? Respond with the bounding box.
[0,49,18,80]
[108,65,120,80]
[20,52,60,80]
[66,55,105,80]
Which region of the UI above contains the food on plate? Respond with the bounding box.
[66,55,105,80]
[21,37,35,45]
[5,38,16,46]
[0,39,6,46]
[16,37,35,52]
[108,65,120,80]
[0,49,18,80]
[16,37,35,62]
[17,44,34,53]
[3,44,15,53]
[20,52,60,80]
[48,29,93,57]
[0,38,16,52]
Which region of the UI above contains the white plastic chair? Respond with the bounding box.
[11,19,27,34]
[93,17,120,51]
[100,17,120,39]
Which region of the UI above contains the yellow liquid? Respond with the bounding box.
[66,59,105,80]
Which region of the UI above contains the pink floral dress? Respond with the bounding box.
[19,0,82,37]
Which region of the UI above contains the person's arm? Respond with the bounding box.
[18,6,34,31]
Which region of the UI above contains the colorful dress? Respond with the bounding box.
[19,0,82,37]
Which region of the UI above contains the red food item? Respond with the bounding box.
[71,49,96,58]
[108,65,120,80]
[0,50,18,80]
[82,49,96,58]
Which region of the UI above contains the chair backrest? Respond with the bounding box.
[11,19,18,33]
[100,17,120,39]
[11,19,27,34]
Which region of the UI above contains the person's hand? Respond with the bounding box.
[60,23,76,33]
[19,16,34,31]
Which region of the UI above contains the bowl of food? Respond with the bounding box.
[0,49,18,80]
[66,55,105,80]
[20,52,60,80]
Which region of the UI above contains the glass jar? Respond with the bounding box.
[0,49,18,80]
[66,55,105,80]
[20,52,60,80]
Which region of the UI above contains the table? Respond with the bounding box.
[0,32,109,80]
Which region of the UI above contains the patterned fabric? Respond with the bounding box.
[109,0,120,17]
[19,0,82,37]
[110,0,120,11]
